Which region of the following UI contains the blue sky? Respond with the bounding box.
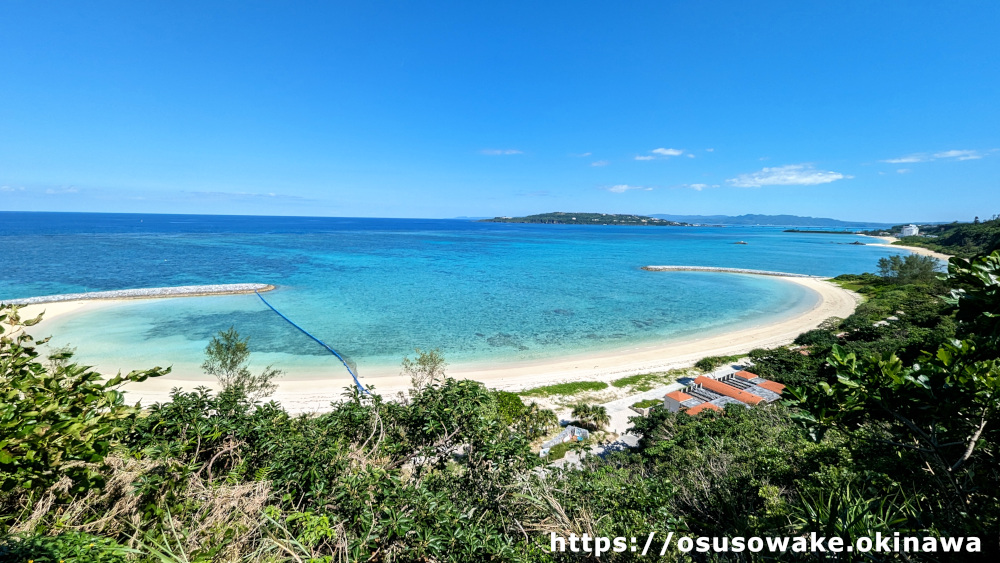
[1,1,998,222]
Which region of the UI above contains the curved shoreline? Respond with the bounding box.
[861,235,952,261]
[641,266,821,278]
[26,275,859,412]
[4,284,275,306]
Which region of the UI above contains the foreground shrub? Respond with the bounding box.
[0,305,167,497]
[0,531,131,563]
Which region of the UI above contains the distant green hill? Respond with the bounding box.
[480,212,688,226]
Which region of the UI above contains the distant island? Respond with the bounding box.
[480,212,689,226]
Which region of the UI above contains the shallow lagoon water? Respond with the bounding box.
[0,213,909,377]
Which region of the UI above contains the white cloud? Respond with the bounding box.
[480,149,523,155]
[185,190,309,202]
[881,154,928,164]
[45,186,79,194]
[605,184,653,193]
[686,153,695,158]
[636,147,686,161]
[683,183,720,191]
[933,149,982,160]
[705,148,715,152]
[726,164,851,188]
[897,169,911,174]
[0,185,25,192]
[572,152,592,157]
[882,149,984,164]
[591,160,610,167]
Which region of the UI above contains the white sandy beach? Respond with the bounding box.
[863,235,952,261]
[16,276,860,413]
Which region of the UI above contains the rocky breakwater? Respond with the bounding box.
[641,266,820,278]
[5,283,276,305]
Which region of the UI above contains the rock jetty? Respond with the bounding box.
[4,284,275,305]
[641,266,820,278]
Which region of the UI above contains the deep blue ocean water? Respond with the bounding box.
[0,212,909,378]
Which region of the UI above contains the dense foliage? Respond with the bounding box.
[3,249,1000,561]
[0,307,167,496]
[876,254,942,285]
[882,216,1000,258]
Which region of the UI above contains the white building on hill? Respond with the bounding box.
[901,224,919,237]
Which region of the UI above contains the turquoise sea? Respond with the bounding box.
[0,212,910,379]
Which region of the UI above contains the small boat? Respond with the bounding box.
[734,241,748,245]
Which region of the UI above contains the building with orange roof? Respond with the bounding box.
[694,376,764,405]
[756,380,785,394]
[666,390,693,402]
[664,390,704,413]
[659,370,787,416]
[685,402,722,415]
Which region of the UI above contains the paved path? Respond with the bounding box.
[551,362,746,468]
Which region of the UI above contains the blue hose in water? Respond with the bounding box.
[254,290,368,394]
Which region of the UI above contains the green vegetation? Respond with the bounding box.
[4,247,1000,560]
[400,347,447,392]
[609,370,681,392]
[0,307,167,495]
[494,391,559,440]
[870,215,1000,258]
[545,439,586,461]
[570,403,610,431]
[694,354,745,372]
[481,212,688,226]
[876,253,942,285]
[202,325,282,401]
[517,380,608,397]
[829,277,866,292]
[631,399,661,409]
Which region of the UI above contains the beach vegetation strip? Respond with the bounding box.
[4,283,275,305]
[610,368,692,392]
[517,380,608,397]
[693,354,746,372]
[632,398,662,409]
